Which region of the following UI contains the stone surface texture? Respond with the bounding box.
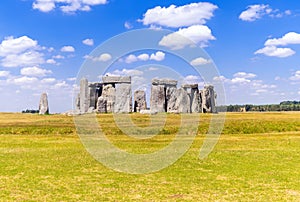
[114,83,132,113]
[134,90,147,112]
[79,78,89,113]
[150,84,165,113]
[39,93,49,115]
[96,96,107,113]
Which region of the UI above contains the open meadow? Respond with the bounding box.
[0,112,300,201]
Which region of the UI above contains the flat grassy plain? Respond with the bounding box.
[0,112,300,201]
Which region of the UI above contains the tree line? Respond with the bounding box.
[219,101,300,112]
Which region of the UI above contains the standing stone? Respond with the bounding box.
[150,85,165,113]
[201,85,217,113]
[97,96,107,113]
[191,87,200,113]
[75,93,80,112]
[134,90,147,112]
[39,93,49,115]
[88,83,98,109]
[101,84,116,113]
[150,79,178,113]
[175,88,190,113]
[166,86,178,112]
[114,83,132,113]
[80,78,89,113]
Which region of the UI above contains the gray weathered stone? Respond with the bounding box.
[88,83,100,108]
[201,85,216,113]
[102,84,115,113]
[134,90,147,112]
[75,93,80,112]
[191,89,201,113]
[75,76,217,115]
[102,76,131,84]
[80,78,89,113]
[152,78,177,86]
[175,88,190,113]
[114,83,132,113]
[150,85,165,113]
[39,93,49,115]
[181,84,199,89]
[140,109,154,114]
[166,86,178,112]
[97,96,107,113]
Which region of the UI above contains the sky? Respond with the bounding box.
[0,0,300,112]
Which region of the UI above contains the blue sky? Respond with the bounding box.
[0,0,300,112]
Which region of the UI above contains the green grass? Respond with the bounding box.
[0,112,300,201]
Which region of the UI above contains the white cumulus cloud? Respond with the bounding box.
[85,53,112,62]
[190,57,211,66]
[61,46,75,52]
[96,53,112,62]
[53,55,65,59]
[159,25,215,50]
[137,53,149,61]
[0,36,38,56]
[0,36,45,67]
[256,32,300,58]
[20,66,52,77]
[82,38,94,46]
[41,78,56,83]
[150,51,165,61]
[108,69,144,76]
[124,21,133,29]
[125,54,138,63]
[255,46,295,58]
[124,51,165,63]
[141,2,217,28]
[233,72,257,79]
[0,71,10,77]
[290,70,300,81]
[32,0,108,13]
[239,4,292,22]
[265,32,300,46]
[182,75,203,84]
[239,4,271,22]
[11,76,39,85]
[46,59,56,64]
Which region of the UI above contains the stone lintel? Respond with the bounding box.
[102,76,131,84]
[204,84,214,89]
[88,82,102,88]
[181,84,198,89]
[152,78,177,86]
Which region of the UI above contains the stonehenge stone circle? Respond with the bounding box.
[76,76,217,114]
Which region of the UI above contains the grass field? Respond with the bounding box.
[0,112,300,201]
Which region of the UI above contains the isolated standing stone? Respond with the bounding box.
[39,93,49,115]
[134,90,147,112]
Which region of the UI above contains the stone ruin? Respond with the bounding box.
[76,76,132,114]
[76,76,217,114]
